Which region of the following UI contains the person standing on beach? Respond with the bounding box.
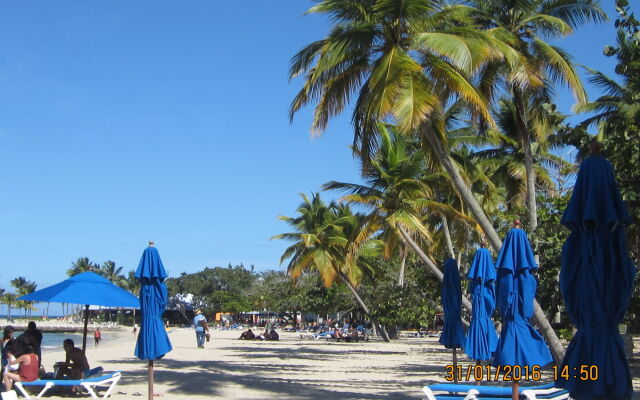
[94,329,102,347]
[19,321,43,367]
[192,309,209,348]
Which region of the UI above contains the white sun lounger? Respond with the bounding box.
[423,382,569,400]
[14,371,121,399]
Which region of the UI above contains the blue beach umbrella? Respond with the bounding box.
[134,243,173,400]
[19,271,139,353]
[440,258,465,381]
[557,154,635,400]
[494,223,552,399]
[465,247,498,362]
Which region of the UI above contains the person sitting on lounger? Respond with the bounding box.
[332,328,343,339]
[2,344,39,391]
[55,339,90,380]
[239,329,255,340]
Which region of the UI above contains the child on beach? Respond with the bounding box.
[2,345,39,391]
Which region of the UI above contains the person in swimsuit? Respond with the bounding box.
[2,345,39,391]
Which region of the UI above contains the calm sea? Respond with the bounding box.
[13,331,120,350]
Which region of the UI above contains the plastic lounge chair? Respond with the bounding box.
[14,371,121,399]
[422,382,568,400]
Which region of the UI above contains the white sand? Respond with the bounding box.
[13,329,640,399]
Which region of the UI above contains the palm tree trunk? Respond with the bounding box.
[337,272,390,342]
[420,126,502,251]
[397,226,472,313]
[397,245,408,287]
[512,89,537,230]
[440,214,456,259]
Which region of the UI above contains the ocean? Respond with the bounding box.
[13,331,120,350]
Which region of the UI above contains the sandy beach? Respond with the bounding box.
[20,328,639,400]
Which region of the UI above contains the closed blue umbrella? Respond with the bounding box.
[440,258,465,382]
[19,272,139,353]
[134,243,172,400]
[557,154,635,400]
[494,223,552,400]
[465,247,498,361]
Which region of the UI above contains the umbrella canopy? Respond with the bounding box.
[439,258,465,349]
[493,227,552,368]
[465,247,498,361]
[134,245,172,360]
[557,155,635,400]
[19,272,139,308]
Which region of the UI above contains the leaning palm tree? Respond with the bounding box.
[100,261,125,285]
[273,193,390,340]
[468,0,606,230]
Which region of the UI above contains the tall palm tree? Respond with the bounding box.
[273,193,390,340]
[468,0,605,231]
[289,0,511,256]
[11,277,37,316]
[67,257,98,277]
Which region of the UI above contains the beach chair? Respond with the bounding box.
[422,382,569,400]
[14,371,121,399]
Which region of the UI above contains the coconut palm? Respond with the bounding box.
[273,193,390,340]
[1,292,17,321]
[123,270,140,295]
[67,257,98,277]
[468,0,605,231]
[11,277,37,316]
[100,260,125,285]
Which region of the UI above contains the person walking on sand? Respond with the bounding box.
[193,309,209,348]
[94,328,102,347]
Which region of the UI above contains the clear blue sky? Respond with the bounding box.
[0,1,627,314]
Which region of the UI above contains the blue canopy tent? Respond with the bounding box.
[493,223,552,400]
[19,272,139,353]
[465,247,498,363]
[134,243,172,400]
[440,258,465,382]
[558,154,636,400]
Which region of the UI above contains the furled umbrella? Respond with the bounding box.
[557,149,636,400]
[134,242,173,400]
[493,221,552,400]
[439,258,466,382]
[465,246,498,364]
[19,272,139,354]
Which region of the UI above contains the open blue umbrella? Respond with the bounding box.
[465,247,498,362]
[19,272,139,353]
[557,154,635,400]
[494,223,552,399]
[134,243,172,400]
[440,258,465,382]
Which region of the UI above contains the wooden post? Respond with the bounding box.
[81,304,89,355]
[453,348,458,384]
[148,360,154,400]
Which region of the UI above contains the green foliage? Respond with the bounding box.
[359,255,441,330]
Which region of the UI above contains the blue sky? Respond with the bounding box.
[0,1,628,313]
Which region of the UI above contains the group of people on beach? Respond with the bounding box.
[239,328,279,341]
[1,321,90,393]
[191,310,281,347]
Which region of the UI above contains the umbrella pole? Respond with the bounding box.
[148,360,154,400]
[81,304,89,355]
[512,380,519,400]
[453,348,458,384]
[476,360,481,385]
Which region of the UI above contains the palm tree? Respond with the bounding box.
[468,0,605,231]
[273,193,390,340]
[100,261,125,285]
[1,292,17,321]
[123,270,140,295]
[67,257,98,277]
[11,277,37,316]
[324,124,473,288]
